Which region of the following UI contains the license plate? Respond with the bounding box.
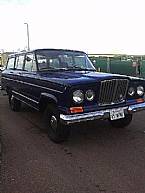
[110,108,125,120]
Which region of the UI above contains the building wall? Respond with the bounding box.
[0,52,14,66]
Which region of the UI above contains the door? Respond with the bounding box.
[22,53,40,109]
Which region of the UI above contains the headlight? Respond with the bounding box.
[73,90,84,103]
[128,87,135,96]
[85,90,95,101]
[137,86,144,96]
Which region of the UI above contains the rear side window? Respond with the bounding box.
[15,55,25,70]
[7,57,15,69]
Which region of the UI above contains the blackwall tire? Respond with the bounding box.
[44,104,70,143]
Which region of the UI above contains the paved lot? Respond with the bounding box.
[1,94,145,193]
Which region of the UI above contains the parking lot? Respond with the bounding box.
[1,93,145,193]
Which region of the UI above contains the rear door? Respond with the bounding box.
[21,53,39,109]
[14,54,25,93]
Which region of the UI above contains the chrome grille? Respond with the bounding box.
[99,79,129,106]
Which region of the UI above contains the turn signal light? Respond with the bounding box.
[70,107,83,113]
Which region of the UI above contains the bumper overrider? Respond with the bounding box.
[60,102,145,125]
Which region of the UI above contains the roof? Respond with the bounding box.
[8,48,86,57]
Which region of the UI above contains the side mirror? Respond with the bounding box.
[26,56,32,62]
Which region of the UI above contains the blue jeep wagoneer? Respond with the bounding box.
[1,49,145,142]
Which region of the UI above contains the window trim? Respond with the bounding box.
[6,57,15,70]
[15,54,25,70]
[24,52,38,72]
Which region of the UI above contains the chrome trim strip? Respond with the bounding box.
[60,102,145,125]
[128,102,145,112]
[12,90,39,104]
[2,77,63,93]
[14,96,39,111]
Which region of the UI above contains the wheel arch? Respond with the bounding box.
[39,93,58,112]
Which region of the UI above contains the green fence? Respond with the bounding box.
[109,59,136,76]
[140,60,145,78]
[89,57,108,72]
[89,55,144,78]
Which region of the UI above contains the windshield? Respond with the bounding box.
[36,50,96,71]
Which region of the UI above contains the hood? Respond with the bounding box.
[38,70,129,86]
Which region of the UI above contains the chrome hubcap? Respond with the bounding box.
[50,115,58,130]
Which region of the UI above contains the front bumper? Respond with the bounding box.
[60,102,145,125]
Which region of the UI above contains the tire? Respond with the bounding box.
[44,104,70,143]
[9,94,21,112]
[109,114,132,128]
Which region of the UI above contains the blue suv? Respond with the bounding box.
[1,49,145,143]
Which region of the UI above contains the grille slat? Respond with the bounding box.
[99,79,129,106]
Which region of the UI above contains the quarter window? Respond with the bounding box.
[15,55,25,70]
[7,57,15,69]
[24,54,37,72]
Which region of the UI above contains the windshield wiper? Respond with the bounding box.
[39,67,96,72]
[39,68,68,71]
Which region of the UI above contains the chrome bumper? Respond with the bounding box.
[60,102,145,125]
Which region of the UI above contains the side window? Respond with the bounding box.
[7,57,15,69]
[15,55,25,70]
[24,54,37,72]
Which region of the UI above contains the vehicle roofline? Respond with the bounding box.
[35,48,86,54]
[8,48,86,58]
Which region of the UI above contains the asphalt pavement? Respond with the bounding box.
[1,94,145,193]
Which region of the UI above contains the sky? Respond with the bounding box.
[0,0,145,54]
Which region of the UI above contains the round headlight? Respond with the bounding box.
[85,90,95,101]
[137,86,144,96]
[128,87,135,96]
[73,90,84,103]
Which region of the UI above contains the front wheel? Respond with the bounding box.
[109,114,132,128]
[9,94,21,112]
[44,104,70,143]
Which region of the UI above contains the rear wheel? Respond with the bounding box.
[9,94,21,112]
[109,114,132,128]
[44,104,70,143]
